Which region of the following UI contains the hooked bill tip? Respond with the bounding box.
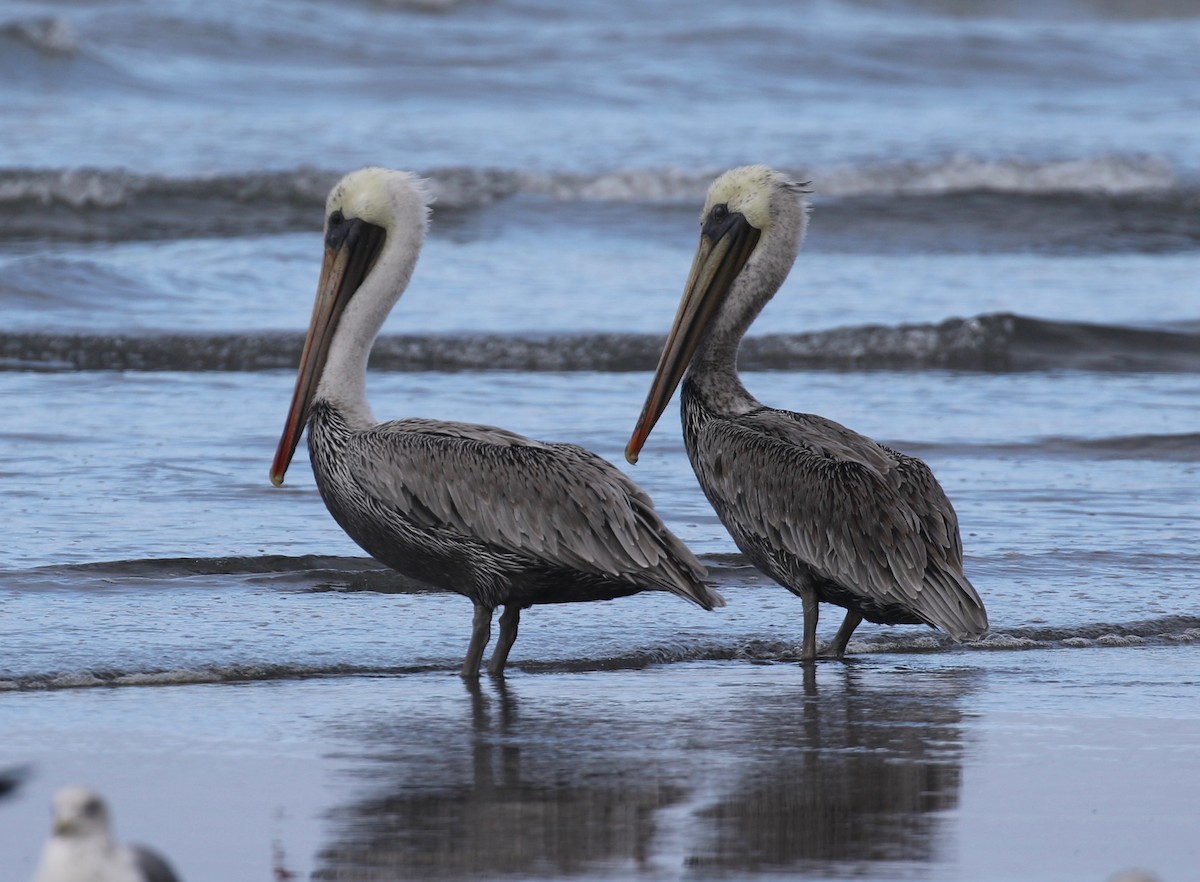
[624,444,640,465]
[269,470,285,487]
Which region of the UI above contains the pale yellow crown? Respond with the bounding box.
[325,167,433,232]
[703,164,789,230]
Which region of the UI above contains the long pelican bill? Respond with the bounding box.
[626,211,760,464]
[270,218,386,486]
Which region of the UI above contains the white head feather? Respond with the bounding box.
[689,165,810,387]
[314,168,434,425]
[702,164,809,245]
[325,166,433,235]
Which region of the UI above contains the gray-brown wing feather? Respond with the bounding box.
[882,444,987,635]
[348,418,721,608]
[695,408,984,637]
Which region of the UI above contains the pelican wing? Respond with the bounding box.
[694,408,982,634]
[880,444,963,563]
[347,418,717,606]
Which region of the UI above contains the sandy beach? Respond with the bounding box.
[4,648,1196,881]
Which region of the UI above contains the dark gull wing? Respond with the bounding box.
[0,765,31,800]
[131,845,183,882]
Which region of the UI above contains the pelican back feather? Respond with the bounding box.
[683,387,985,638]
[344,417,723,610]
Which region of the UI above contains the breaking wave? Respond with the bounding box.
[4,552,1197,692]
[1,156,1196,251]
[910,432,1200,463]
[0,15,79,56]
[3,314,1199,373]
[0,661,440,692]
[4,614,1197,692]
[531,154,1179,201]
[730,615,1200,660]
[6,554,433,595]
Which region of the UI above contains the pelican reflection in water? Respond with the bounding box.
[270,168,723,678]
[627,165,987,658]
[316,668,971,877]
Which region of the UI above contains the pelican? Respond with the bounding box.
[626,165,987,659]
[271,167,723,678]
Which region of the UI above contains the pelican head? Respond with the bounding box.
[271,168,432,486]
[626,165,809,463]
[49,787,112,839]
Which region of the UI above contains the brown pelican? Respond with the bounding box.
[626,165,987,659]
[271,167,723,678]
[32,787,181,882]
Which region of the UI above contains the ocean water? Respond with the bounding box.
[1,1,1198,880]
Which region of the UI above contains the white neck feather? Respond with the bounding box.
[691,186,807,413]
[315,213,424,429]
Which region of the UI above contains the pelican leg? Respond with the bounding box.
[463,603,493,679]
[487,605,521,676]
[800,589,820,661]
[825,610,863,658]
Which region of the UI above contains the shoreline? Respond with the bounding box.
[3,651,1196,880]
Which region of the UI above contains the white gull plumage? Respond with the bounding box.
[30,787,180,882]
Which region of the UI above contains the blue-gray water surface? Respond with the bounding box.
[1,0,1198,879]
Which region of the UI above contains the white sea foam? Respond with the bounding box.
[517,155,1179,205]
[0,155,1185,225]
[1,15,78,56]
[816,154,1178,197]
[522,167,715,203]
[1096,633,1147,647]
[0,168,141,209]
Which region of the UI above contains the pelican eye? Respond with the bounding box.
[711,203,729,222]
[325,210,348,249]
[81,797,103,817]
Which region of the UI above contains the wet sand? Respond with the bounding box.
[2,650,1195,881]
